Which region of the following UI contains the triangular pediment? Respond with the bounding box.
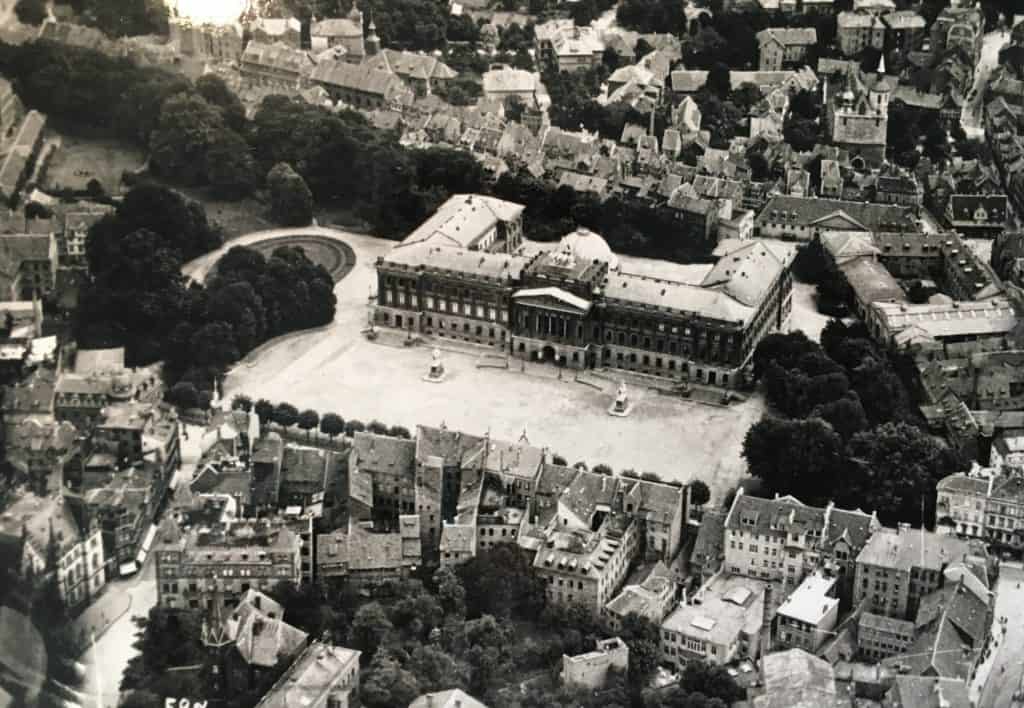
[809,209,869,232]
[513,286,592,314]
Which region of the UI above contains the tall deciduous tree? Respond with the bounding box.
[742,416,844,505]
[843,422,959,525]
[320,413,345,439]
[689,479,711,507]
[349,602,394,657]
[273,402,299,428]
[254,398,275,424]
[297,409,320,439]
[150,91,227,186]
[267,162,314,227]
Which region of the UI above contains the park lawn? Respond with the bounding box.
[44,133,146,196]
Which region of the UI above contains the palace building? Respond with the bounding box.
[375,194,793,388]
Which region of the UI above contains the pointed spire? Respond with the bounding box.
[518,426,530,445]
[877,52,886,76]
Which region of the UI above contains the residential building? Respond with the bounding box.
[882,11,926,55]
[929,6,984,68]
[0,109,45,205]
[936,471,1024,550]
[310,61,415,110]
[317,516,422,586]
[409,690,488,708]
[756,195,916,241]
[154,518,303,609]
[0,493,106,608]
[853,524,976,620]
[2,369,56,438]
[669,68,818,97]
[875,171,923,210]
[837,12,886,57]
[756,28,817,71]
[377,201,794,386]
[869,299,1018,359]
[364,49,457,97]
[560,637,629,689]
[54,373,130,431]
[945,194,1007,238]
[604,561,676,631]
[530,474,640,613]
[255,640,360,708]
[92,400,180,477]
[882,676,969,708]
[279,445,332,508]
[660,573,768,669]
[311,8,366,61]
[240,41,315,90]
[535,20,604,73]
[5,418,77,495]
[690,509,726,582]
[991,430,1024,470]
[0,77,24,142]
[724,490,880,597]
[169,18,243,62]
[248,17,301,48]
[83,460,169,577]
[881,568,991,680]
[0,232,57,301]
[858,611,915,661]
[774,572,839,652]
[820,160,843,199]
[439,474,482,568]
[349,431,417,520]
[214,589,309,694]
[481,66,546,109]
[751,649,850,708]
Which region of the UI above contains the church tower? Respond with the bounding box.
[868,54,892,115]
[365,15,380,57]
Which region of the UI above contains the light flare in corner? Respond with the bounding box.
[166,0,251,25]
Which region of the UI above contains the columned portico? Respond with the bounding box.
[510,286,592,368]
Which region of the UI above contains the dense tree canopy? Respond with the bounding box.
[267,162,315,227]
[79,187,335,389]
[746,325,955,522]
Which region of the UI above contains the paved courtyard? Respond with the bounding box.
[220,230,765,504]
[977,562,1024,708]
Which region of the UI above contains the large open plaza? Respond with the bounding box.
[210,229,769,504]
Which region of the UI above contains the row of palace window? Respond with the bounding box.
[425,317,506,341]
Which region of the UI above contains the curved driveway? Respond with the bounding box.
[181,225,362,285]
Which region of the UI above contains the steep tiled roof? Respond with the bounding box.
[241,41,314,76]
[754,649,843,708]
[758,195,918,232]
[691,510,726,568]
[756,27,817,46]
[857,526,972,572]
[351,432,416,474]
[309,60,412,102]
[700,240,786,308]
[225,589,308,668]
[482,66,539,95]
[366,49,457,82]
[725,493,826,536]
[310,18,362,38]
[399,193,524,250]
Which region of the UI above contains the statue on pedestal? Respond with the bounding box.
[608,380,632,417]
[423,347,446,383]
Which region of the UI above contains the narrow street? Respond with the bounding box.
[77,545,159,707]
[960,30,1010,139]
[977,562,1024,708]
